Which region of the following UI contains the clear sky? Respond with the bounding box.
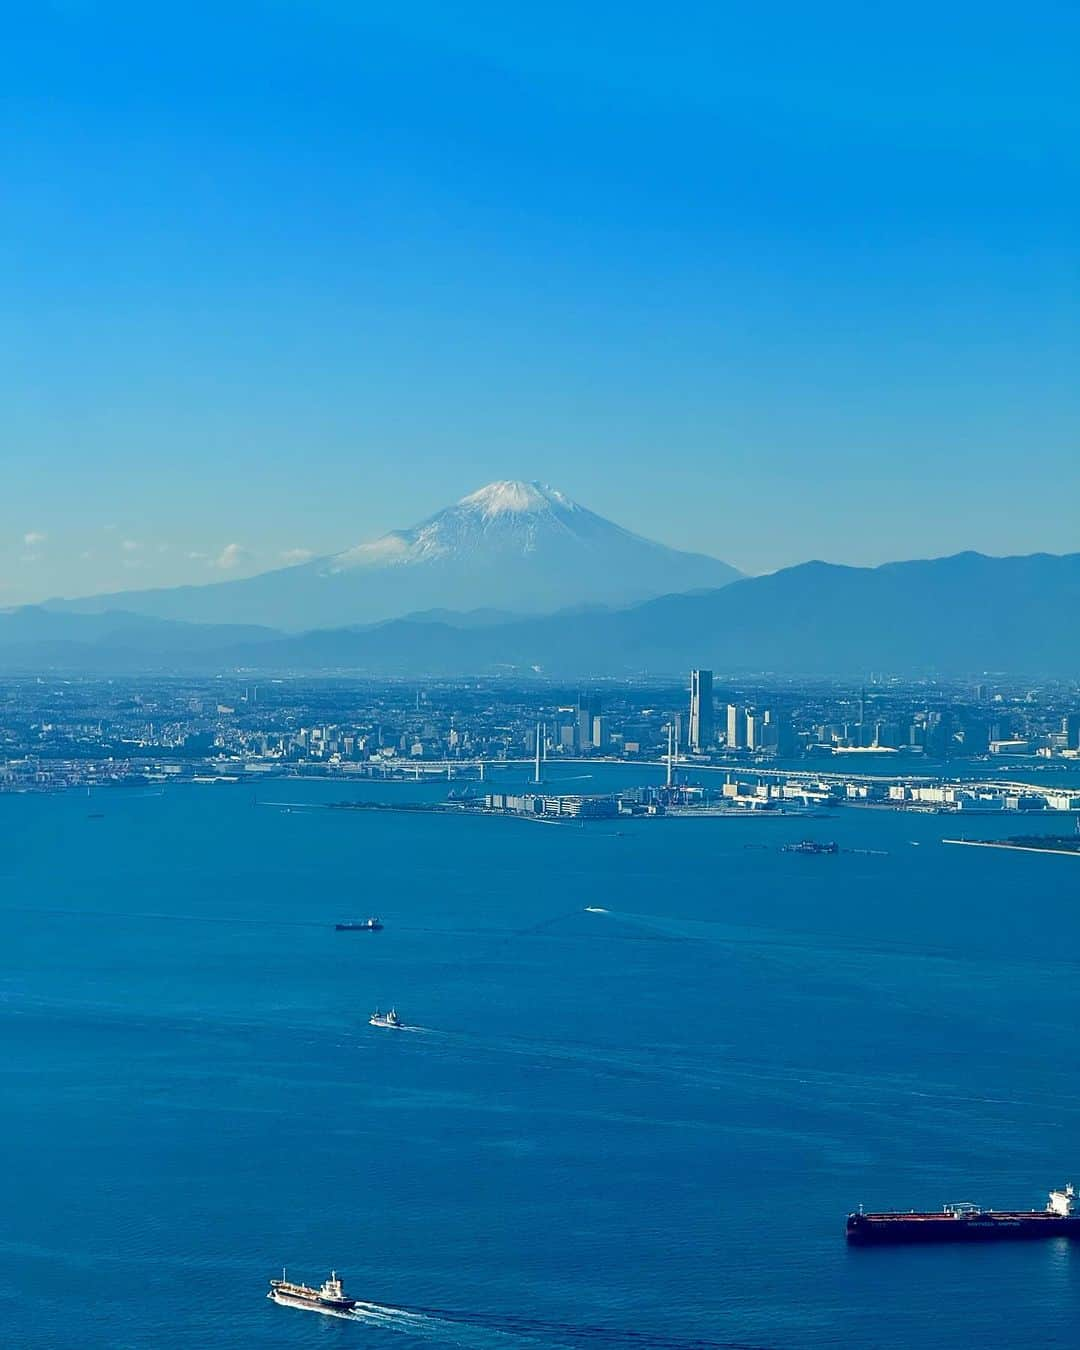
[4,1,1078,604]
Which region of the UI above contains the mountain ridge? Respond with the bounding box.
[5,548,1080,676]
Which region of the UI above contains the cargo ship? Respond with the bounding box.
[370,1008,403,1028]
[268,1269,357,1313]
[847,1183,1080,1244]
[335,918,383,931]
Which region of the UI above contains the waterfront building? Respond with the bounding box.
[483,792,617,819]
[541,793,618,819]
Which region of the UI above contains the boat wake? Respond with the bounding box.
[343,1299,549,1346]
[272,1286,753,1348]
[330,1300,745,1349]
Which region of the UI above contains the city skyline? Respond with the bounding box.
[5,3,1079,604]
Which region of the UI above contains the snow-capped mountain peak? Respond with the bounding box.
[333,480,586,571]
[458,480,576,518]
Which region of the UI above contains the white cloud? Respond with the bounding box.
[23,531,46,547]
[186,544,254,570]
[80,550,95,560]
[122,559,145,570]
[121,539,141,552]
[279,547,315,565]
[212,542,252,570]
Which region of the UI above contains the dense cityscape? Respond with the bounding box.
[4,670,1080,806]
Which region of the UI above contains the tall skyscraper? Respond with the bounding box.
[688,669,714,752]
[577,693,601,750]
[725,703,745,750]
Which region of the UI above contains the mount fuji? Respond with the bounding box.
[49,481,741,631]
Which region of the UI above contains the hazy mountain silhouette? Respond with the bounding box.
[5,549,1079,676]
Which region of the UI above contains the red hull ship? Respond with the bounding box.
[847,1183,1080,1245]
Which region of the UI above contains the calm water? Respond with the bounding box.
[3,767,1080,1348]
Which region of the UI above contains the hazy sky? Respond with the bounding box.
[4,1,1078,604]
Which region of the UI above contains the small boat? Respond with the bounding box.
[370,1008,403,1028]
[335,918,384,931]
[268,1268,357,1313]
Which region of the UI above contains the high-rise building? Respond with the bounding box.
[577,694,601,751]
[773,710,796,757]
[745,710,762,751]
[725,703,745,750]
[688,669,714,752]
[924,710,954,759]
[1063,714,1080,751]
[961,717,989,755]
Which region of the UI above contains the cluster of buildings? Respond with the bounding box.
[482,791,621,820]
[482,783,720,820]
[885,782,1080,812]
[479,769,1080,821]
[3,672,1080,795]
[650,669,796,756]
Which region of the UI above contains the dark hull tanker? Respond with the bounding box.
[268,1270,357,1313]
[848,1184,1080,1245]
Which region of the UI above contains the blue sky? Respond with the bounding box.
[3,1,1078,603]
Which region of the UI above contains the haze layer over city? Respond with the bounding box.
[4,4,1079,1349]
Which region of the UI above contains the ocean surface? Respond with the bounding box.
[4,764,1080,1348]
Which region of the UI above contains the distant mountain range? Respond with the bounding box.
[46,481,741,630]
[4,549,1080,676]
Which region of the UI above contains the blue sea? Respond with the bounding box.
[4,765,1080,1348]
